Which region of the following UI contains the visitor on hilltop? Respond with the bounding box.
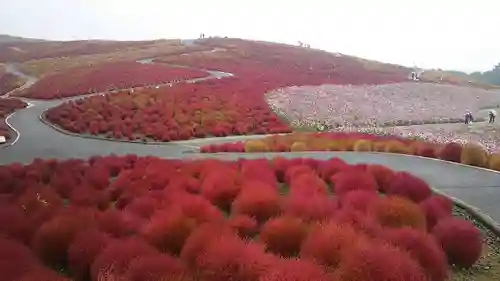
[489,110,496,123]
[465,111,474,124]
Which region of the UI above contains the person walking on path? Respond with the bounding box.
[489,110,497,123]
[465,111,474,124]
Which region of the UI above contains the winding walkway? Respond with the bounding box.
[0,42,500,225]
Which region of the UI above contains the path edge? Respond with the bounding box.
[433,188,500,236]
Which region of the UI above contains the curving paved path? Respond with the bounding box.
[1,41,500,225]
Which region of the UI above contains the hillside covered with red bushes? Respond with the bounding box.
[0,156,485,281]
[45,38,412,140]
[22,62,208,99]
[0,39,158,62]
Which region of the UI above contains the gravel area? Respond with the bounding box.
[267,82,500,127]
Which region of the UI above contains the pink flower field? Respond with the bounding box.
[267,82,500,127]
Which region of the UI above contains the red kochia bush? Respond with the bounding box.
[195,235,276,281]
[334,208,383,238]
[259,215,309,257]
[97,209,140,238]
[331,170,378,197]
[366,164,396,192]
[439,142,462,163]
[386,172,432,203]
[141,209,197,255]
[200,169,241,211]
[282,195,336,222]
[419,195,453,231]
[68,229,111,281]
[0,238,40,281]
[240,159,278,188]
[334,242,428,281]
[91,237,158,281]
[0,205,34,244]
[228,214,259,238]
[339,190,378,212]
[15,268,72,281]
[288,173,330,197]
[16,185,64,227]
[300,222,364,268]
[432,217,482,268]
[369,196,427,230]
[317,157,349,181]
[124,253,187,281]
[32,208,98,265]
[180,222,236,267]
[383,228,448,281]
[259,258,330,281]
[232,182,282,223]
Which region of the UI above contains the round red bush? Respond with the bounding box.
[195,235,275,281]
[334,208,383,238]
[0,238,40,281]
[259,215,309,257]
[339,190,378,213]
[0,205,34,244]
[439,143,462,163]
[97,209,140,238]
[91,237,158,281]
[289,173,330,197]
[300,222,364,268]
[201,170,241,211]
[15,268,73,281]
[369,196,427,230]
[32,208,98,265]
[419,195,453,231]
[334,242,428,281]
[432,217,482,268]
[282,195,336,222]
[331,170,378,197]
[386,172,432,203]
[317,157,349,181]
[366,164,396,192]
[228,214,259,238]
[180,222,236,267]
[258,258,330,281]
[124,253,187,281]
[141,209,197,255]
[232,183,282,223]
[383,227,448,281]
[68,229,111,281]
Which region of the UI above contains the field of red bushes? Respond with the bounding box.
[200,132,500,171]
[44,38,411,141]
[0,155,485,281]
[45,77,292,140]
[22,62,209,99]
[0,98,27,140]
[0,40,158,62]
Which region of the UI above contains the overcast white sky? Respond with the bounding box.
[1,0,499,72]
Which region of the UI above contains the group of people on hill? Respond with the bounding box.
[410,71,420,81]
[298,41,311,48]
[464,110,496,124]
[199,33,206,38]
